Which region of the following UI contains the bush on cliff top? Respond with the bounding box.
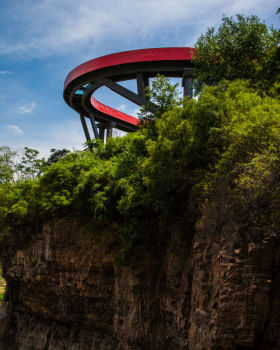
[1,80,280,262]
[193,14,280,95]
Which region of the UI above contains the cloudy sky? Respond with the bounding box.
[0,0,279,157]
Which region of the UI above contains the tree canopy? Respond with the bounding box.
[0,147,71,184]
[1,79,280,262]
[193,14,280,94]
[0,146,16,185]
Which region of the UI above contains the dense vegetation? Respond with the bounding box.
[0,147,70,184]
[0,14,279,264]
[193,14,280,94]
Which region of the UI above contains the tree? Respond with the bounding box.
[0,146,16,184]
[46,148,70,166]
[138,75,182,137]
[138,75,182,122]
[15,147,46,180]
[193,15,280,94]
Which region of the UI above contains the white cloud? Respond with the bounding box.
[0,0,277,57]
[0,70,11,75]
[6,125,24,135]
[118,104,127,111]
[18,102,36,114]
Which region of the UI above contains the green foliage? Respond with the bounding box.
[46,148,70,166]
[0,146,72,185]
[197,81,280,237]
[138,75,182,120]
[259,47,280,92]
[210,81,280,175]
[193,15,280,94]
[0,146,16,184]
[1,77,280,263]
[138,75,182,137]
[15,147,46,179]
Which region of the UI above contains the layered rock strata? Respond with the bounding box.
[0,212,279,349]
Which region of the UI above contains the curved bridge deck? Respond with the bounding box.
[64,47,194,141]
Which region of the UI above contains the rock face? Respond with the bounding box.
[0,206,280,349]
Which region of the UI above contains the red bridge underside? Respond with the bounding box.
[90,96,139,126]
[64,47,194,127]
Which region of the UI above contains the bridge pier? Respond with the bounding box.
[182,68,194,99]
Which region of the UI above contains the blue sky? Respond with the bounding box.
[0,0,279,157]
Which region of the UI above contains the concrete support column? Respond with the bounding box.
[137,73,149,98]
[182,68,194,100]
[106,121,116,139]
[98,126,105,140]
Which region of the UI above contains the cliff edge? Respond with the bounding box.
[1,81,280,349]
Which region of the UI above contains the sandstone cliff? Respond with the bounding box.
[0,198,279,350]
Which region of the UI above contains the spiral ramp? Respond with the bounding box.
[63,47,194,141]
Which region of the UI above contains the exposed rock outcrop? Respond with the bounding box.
[0,200,280,350]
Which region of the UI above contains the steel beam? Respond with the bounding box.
[136,73,149,98]
[101,79,157,112]
[80,114,91,141]
[89,114,99,139]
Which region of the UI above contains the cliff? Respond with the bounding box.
[0,199,279,350]
[1,81,280,349]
